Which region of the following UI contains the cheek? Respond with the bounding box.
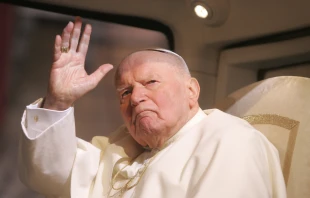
[120,103,132,124]
[154,89,181,118]
[154,89,174,108]
[157,85,188,114]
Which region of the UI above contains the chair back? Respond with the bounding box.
[215,76,310,198]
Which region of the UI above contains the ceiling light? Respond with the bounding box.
[189,0,230,26]
[194,4,209,18]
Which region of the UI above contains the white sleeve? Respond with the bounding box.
[24,102,72,139]
[19,99,101,197]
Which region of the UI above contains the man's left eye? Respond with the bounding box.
[147,80,157,84]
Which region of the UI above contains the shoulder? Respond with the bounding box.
[200,109,269,149]
[202,109,256,134]
[188,109,279,175]
[203,108,252,129]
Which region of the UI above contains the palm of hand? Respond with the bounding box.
[45,18,113,110]
[50,53,88,103]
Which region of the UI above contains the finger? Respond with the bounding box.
[70,17,82,52]
[87,64,114,89]
[61,21,74,48]
[54,35,62,62]
[77,24,92,56]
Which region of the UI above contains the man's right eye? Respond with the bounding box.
[121,90,131,98]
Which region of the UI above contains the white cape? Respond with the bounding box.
[19,108,286,198]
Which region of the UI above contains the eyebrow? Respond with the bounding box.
[116,73,161,92]
[116,86,131,92]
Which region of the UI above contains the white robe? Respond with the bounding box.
[19,103,286,198]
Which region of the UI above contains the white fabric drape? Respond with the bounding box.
[19,103,286,198]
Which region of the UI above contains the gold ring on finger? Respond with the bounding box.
[61,46,69,53]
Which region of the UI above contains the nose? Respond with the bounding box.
[130,86,147,107]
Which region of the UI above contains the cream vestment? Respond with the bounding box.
[19,103,286,198]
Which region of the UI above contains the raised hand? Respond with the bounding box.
[44,17,113,110]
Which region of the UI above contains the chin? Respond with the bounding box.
[135,116,158,132]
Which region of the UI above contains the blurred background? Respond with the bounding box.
[0,3,169,197]
[0,0,310,197]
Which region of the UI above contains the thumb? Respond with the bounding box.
[87,64,114,89]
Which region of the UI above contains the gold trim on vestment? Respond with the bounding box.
[242,114,299,185]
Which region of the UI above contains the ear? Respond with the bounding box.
[187,78,200,107]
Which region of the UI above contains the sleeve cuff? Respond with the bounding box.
[24,99,73,139]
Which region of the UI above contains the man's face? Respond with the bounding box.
[116,57,191,148]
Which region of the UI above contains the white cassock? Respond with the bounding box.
[19,101,286,198]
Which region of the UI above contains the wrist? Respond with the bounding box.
[43,95,73,110]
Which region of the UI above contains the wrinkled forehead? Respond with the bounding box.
[115,49,188,84]
[120,51,175,71]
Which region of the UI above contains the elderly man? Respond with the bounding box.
[19,18,286,198]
